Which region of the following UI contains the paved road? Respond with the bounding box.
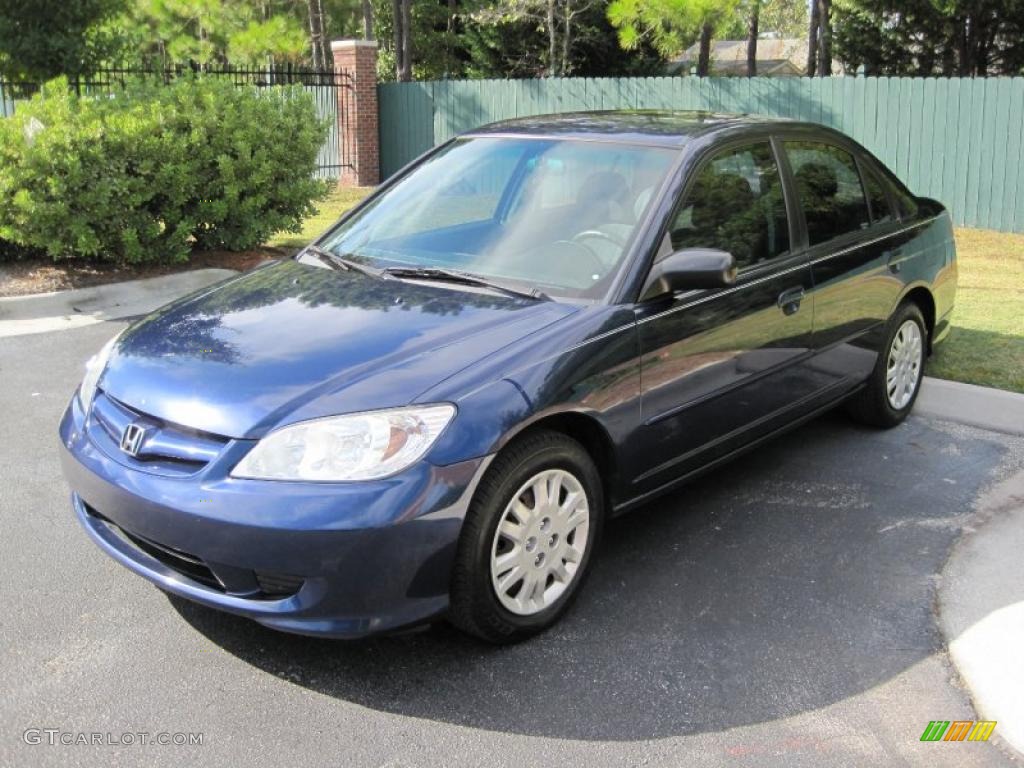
[2,321,1022,767]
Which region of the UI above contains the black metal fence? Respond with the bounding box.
[1,64,353,179]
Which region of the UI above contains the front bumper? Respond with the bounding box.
[59,396,490,638]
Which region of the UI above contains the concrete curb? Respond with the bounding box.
[938,468,1024,758]
[916,377,1024,437]
[920,377,1024,756]
[0,269,237,338]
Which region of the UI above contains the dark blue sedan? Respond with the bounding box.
[60,111,957,642]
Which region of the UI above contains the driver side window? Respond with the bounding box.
[670,142,790,271]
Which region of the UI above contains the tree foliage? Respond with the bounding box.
[833,0,1024,75]
[607,0,741,74]
[760,0,807,37]
[3,0,1023,86]
[118,0,309,67]
[372,0,463,80]
[0,0,127,81]
[462,0,661,77]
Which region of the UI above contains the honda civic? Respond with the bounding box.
[59,111,957,642]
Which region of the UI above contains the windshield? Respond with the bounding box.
[319,137,674,300]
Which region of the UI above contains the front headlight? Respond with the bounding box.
[230,404,456,482]
[78,331,122,413]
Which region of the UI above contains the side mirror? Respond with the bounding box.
[640,248,737,301]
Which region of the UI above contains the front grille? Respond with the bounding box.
[89,392,229,476]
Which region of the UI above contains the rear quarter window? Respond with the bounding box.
[865,158,919,221]
[862,167,895,225]
[892,184,919,220]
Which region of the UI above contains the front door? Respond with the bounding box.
[631,140,817,496]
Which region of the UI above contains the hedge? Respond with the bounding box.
[0,77,330,263]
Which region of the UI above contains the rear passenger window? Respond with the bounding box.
[784,142,870,246]
[670,142,790,270]
[863,168,895,225]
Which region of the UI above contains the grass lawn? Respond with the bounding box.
[928,229,1024,394]
[265,186,371,249]
[268,192,1024,394]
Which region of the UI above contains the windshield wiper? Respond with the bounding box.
[300,245,383,278]
[381,266,550,301]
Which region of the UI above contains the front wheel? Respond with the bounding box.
[846,302,927,428]
[448,431,603,643]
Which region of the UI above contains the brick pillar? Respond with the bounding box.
[332,39,379,187]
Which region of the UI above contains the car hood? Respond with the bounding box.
[99,260,577,438]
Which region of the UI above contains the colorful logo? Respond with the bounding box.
[920,721,997,742]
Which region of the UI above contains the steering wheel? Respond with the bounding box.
[571,229,627,249]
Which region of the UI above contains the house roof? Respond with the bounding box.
[674,38,808,75]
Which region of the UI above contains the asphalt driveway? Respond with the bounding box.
[2,321,1021,767]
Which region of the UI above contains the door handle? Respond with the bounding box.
[886,249,905,274]
[777,287,805,315]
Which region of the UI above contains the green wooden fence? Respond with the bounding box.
[378,76,1024,233]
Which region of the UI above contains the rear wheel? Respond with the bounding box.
[847,302,927,428]
[448,430,603,643]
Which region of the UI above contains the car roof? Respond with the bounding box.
[464,110,800,148]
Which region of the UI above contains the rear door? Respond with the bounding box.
[780,138,906,384]
[630,139,818,495]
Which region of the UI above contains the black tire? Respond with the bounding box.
[448,430,603,644]
[846,302,928,428]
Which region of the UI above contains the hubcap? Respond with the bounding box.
[886,319,923,410]
[490,468,590,616]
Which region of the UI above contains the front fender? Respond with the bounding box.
[427,378,532,465]
[425,313,643,504]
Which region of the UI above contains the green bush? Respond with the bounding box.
[0,237,44,261]
[0,77,330,263]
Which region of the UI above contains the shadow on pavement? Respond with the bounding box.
[171,412,1009,740]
